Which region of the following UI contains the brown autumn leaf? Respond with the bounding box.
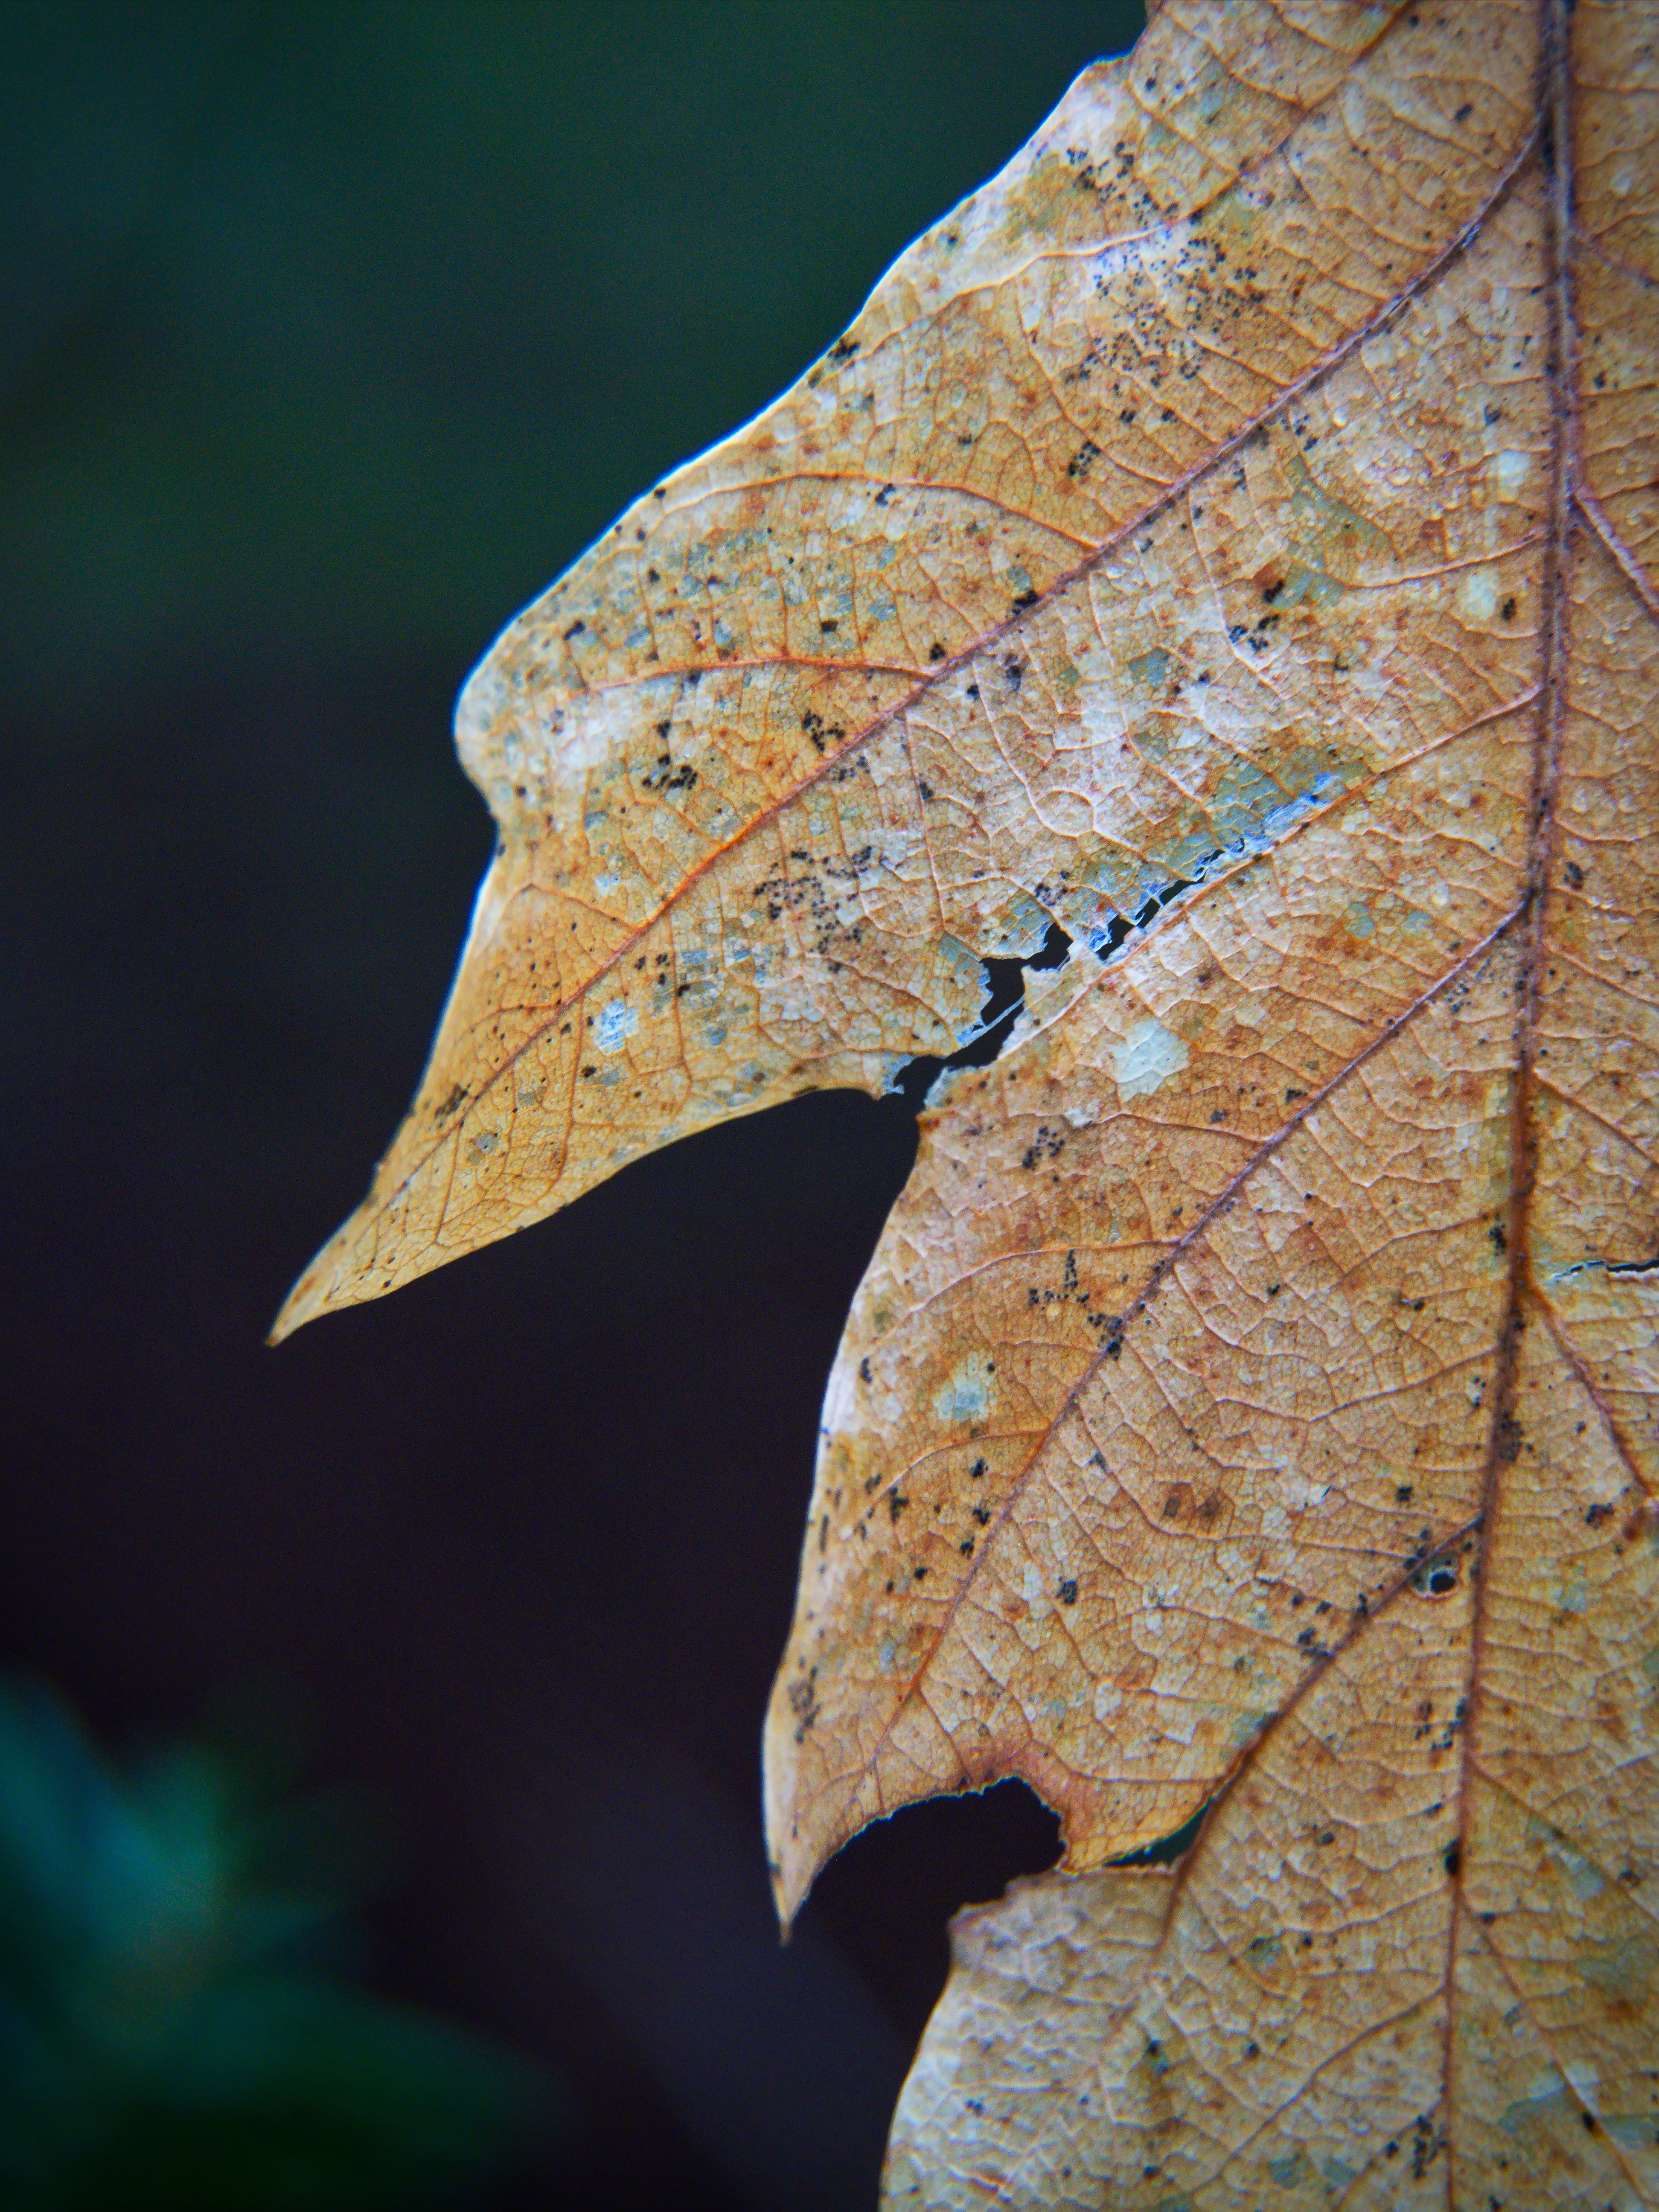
[276,0,1659,2203]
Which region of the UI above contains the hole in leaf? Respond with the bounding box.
[806,1777,1061,2045]
[1083,859,1240,958]
[1412,1556,1461,1599]
[891,917,1072,1109]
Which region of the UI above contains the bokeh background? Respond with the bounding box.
[2,6,1146,2204]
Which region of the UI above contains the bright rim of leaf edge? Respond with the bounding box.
[279,3,1659,2206]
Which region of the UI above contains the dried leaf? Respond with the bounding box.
[278,1,1659,2203]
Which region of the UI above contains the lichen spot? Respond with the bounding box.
[932,1352,993,1428]
[1490,448,1532,499]
[591,998,638,1053]
[1456,565,1500,624]
[1112,1014,1189,1100]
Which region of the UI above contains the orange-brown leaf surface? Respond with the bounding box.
[277,2,1659,2203]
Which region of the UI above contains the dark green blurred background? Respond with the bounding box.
[1,7,1144,2206]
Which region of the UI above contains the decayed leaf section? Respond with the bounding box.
[273,0,1530,1338]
